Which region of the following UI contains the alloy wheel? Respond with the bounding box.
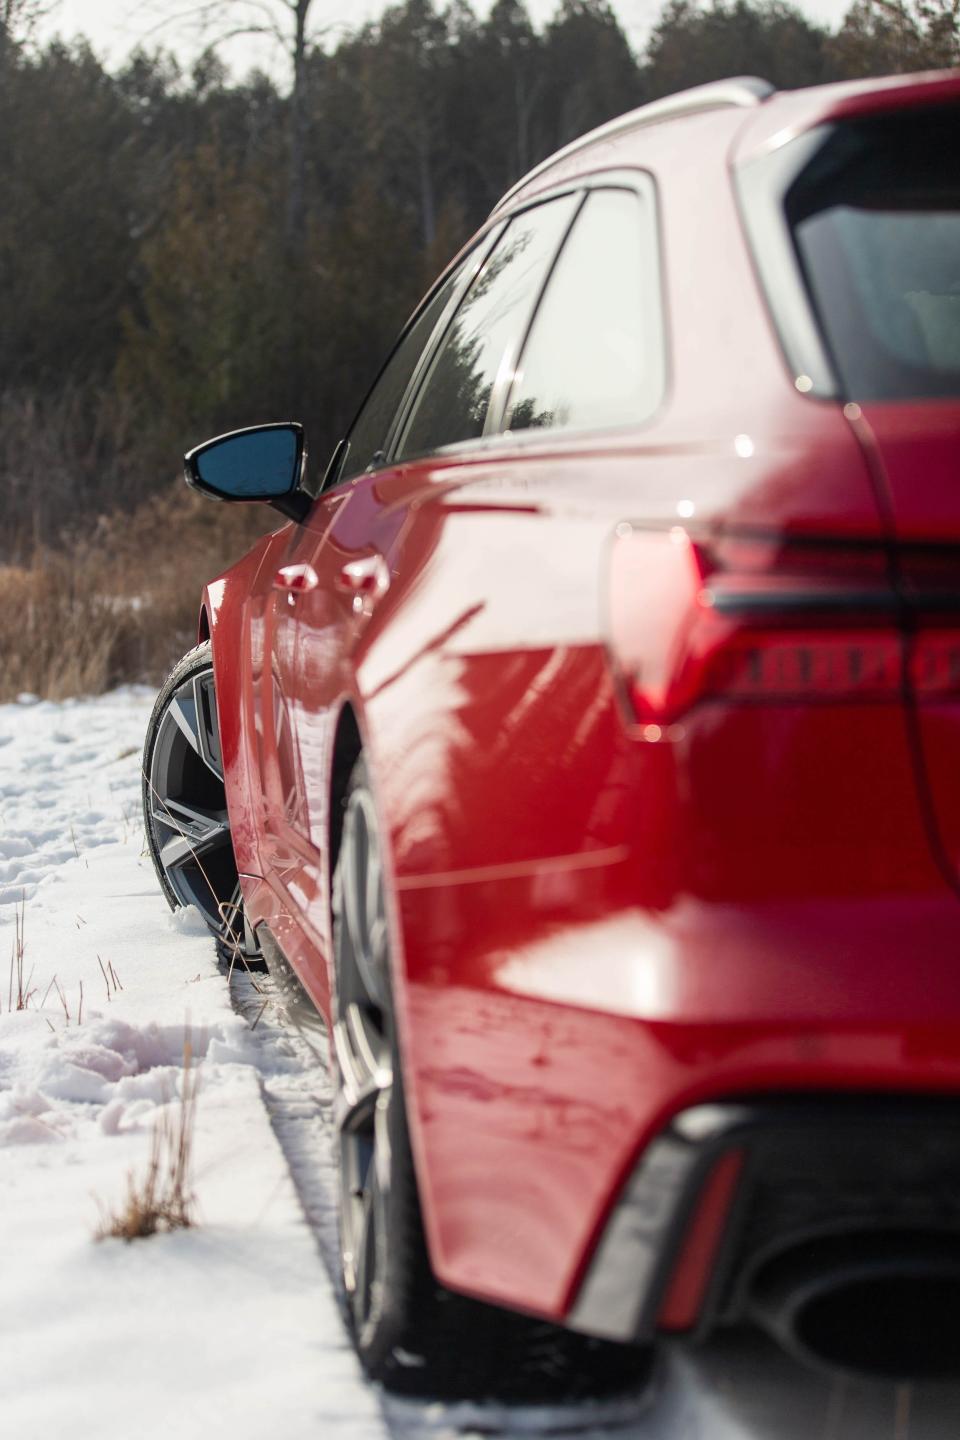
[146,659,245,951]
[333,784,395,1342]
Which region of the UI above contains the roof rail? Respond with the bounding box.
[492,76,774,215]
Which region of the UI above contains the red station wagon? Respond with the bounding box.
[144,70,960,1397]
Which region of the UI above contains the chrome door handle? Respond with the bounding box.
[274,563,319,595]
[336,555,390,606]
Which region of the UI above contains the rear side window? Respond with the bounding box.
[505,186,663,433]
[397,194,579,459]
[789,107,960,403]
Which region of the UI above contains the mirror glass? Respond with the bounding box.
[194,426,299,499]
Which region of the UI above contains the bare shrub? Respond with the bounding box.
[0,482,267,701]
[0,386,140,558]
[97,1038,199,1241]
[0,553,126,701]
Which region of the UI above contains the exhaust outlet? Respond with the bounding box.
[748,1234,960,1381]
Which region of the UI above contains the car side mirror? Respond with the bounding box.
[184,422,312,522]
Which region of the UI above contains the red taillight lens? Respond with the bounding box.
[909,632,960,699]
[607,527,905,727]
[701,631,903,702]
[894,547,960,701]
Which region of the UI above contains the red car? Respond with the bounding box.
[144,70,960,1396]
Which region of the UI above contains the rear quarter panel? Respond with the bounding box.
[356,436,960,1320]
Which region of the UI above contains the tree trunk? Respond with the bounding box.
[285,0,310,247]
[417,125,436,250]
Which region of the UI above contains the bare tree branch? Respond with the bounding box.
[2,0,59,41]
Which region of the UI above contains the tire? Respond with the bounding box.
[332,756,650,1401]
[142,642,259,965]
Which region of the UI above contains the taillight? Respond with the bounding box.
[896,547,960,701]
[909,632,960,699]
[606,526,906,730]
[701,631,902,703]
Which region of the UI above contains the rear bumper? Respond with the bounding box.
[401,869,960,1322]
[568,1096,960,1344]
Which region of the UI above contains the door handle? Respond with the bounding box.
[336,554,390,608]
[274,563,319,596]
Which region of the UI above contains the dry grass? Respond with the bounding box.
[5,894,34,1012]
[0,484,268,702]
[0,556,122,702]
[97,1038,199,1241]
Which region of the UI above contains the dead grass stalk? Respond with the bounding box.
[7,895,34,1011]
[97,1037,199,1241]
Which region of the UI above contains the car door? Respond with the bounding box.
[256,243,488,1000]
[272,193,585,1001]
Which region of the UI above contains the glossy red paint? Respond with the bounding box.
[853,399,960,889]
[198,73,960,1330]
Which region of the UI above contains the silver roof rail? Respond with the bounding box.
[492,75,774,215]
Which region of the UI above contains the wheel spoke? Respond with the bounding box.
[218,880,245,943]
[365,834,382,948]
[194,674,223,779]
[156,801,230,873]
[352,1182,377,1309]
[365,838,388,989]
[372,1088,393,1197]
[162,679,223,782]
[333,1007,392,1127]
[166,692,202,754]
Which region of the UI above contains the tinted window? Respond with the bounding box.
[789,108,960,402]
[506,187,663,434]
[398,195,579,459]
[339,259,467,482]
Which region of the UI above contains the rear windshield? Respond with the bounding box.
[787,107,960,403]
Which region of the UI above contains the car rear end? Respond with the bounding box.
[579,74,960,1378]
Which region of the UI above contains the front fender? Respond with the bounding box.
[203,533,276,879]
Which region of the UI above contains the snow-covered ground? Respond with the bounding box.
[1,688,958,1439]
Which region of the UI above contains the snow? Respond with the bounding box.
[1,688,957,1439]
[0,689,386,1440]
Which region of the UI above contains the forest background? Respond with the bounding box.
[0,0,956,698]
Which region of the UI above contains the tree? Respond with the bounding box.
[116,141,292,461]
[461,0,545,202]
[644,0,831,98]
[136,0,321,242]
[0,0,56,63]
[0,41,139,389]
[542,0,643,148]
[357,0,451,248]
[828,0,959,74]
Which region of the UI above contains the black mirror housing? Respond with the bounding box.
[183,423,312,522]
